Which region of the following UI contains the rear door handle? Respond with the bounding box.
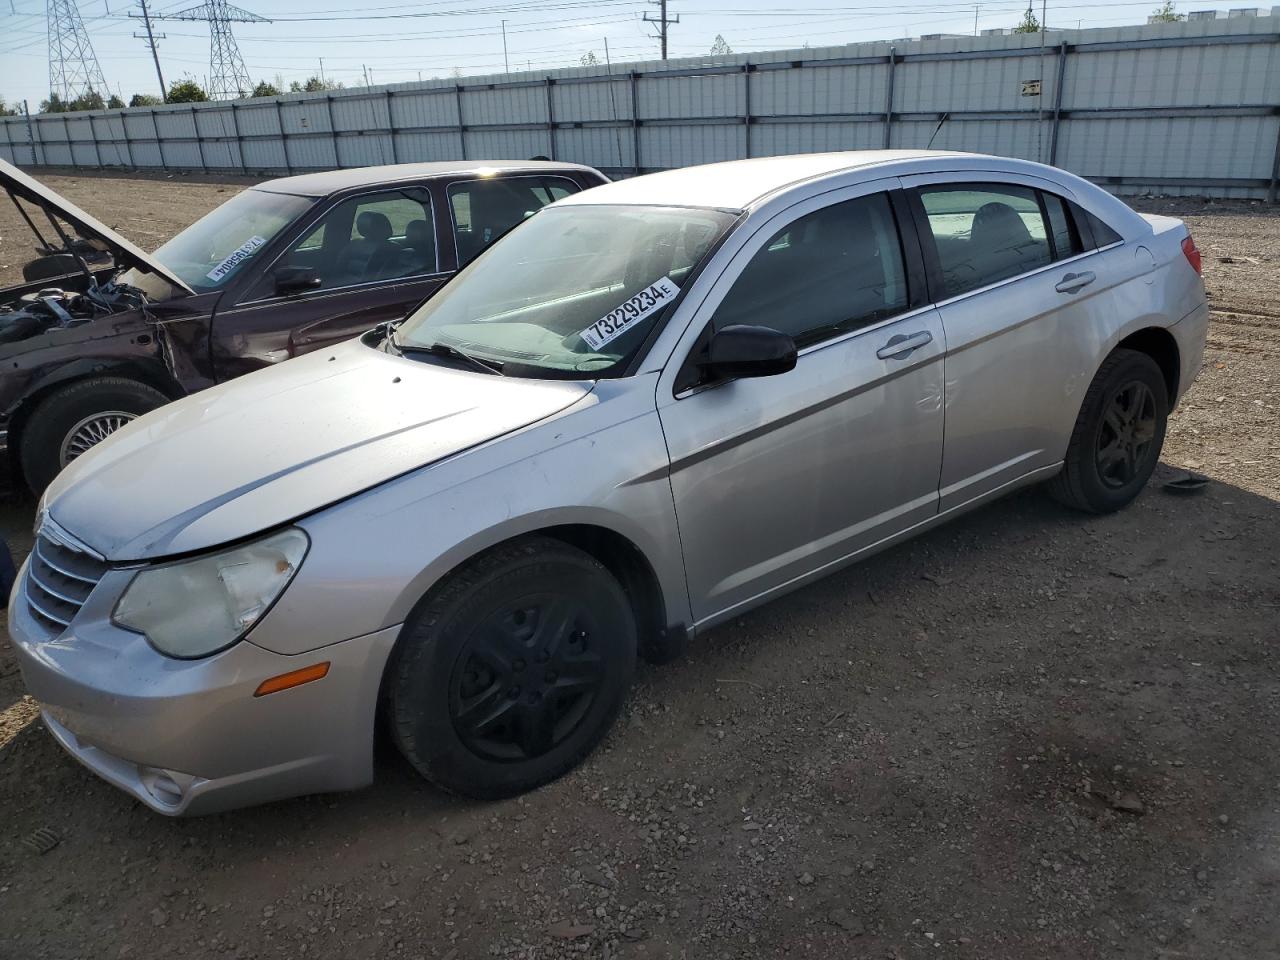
[1055,270,1096,294]
[876,330,933,360]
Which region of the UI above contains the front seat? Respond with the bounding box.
[338,211,399,283]
[402,218,436,275]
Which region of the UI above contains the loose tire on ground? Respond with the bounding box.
[20,377,169,493]
[1048,348,1169,514]
[387,536,637,800]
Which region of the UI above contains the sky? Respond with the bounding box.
[0,0,1217,108]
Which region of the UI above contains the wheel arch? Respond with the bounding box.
[1115,326,1181,402]
[391,520,686,667]
[4,359,185,473]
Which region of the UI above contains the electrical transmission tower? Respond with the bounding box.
[47,0,110,102]
[153,0,270,100]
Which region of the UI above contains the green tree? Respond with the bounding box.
[579,50,599,66]
[64,89,105,112]
[252,80,282,97]
[166,79,209,103]
[129,93,163,107]
[0,98,18,116]
[40,92,68,113]
[107,93,125,109]
[1013,6,1041,32]
[709,34,733,56]
[1149,1,1184,22]
[286,76,343,93]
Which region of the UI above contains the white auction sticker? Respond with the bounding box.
[206,235,267,282]
[579,277,681,351]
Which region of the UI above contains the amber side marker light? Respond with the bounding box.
[254,662,330,697]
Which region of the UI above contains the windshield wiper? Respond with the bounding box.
[391,333,505,376]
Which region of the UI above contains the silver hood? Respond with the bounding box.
[0,157,194,295]
[44,340,593,560]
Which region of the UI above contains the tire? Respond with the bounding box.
[1048,348,1169,514]
[20,377,169,493]
[387,536,636,800]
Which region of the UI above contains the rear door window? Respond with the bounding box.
[449,176,581,265]
[1042,192,1082,260]
[917,184,1053,298]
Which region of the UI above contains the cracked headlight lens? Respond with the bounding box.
[113,528,309,658]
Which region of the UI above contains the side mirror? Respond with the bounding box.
[699,324,797,380]
[274,265,322,296]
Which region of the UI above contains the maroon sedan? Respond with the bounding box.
[0,159,607,490]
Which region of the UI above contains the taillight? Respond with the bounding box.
[1182,234,1202,276]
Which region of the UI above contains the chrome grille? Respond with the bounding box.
[25,528,108,634]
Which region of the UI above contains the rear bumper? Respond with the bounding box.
[1171,298,1209,408]
[9,564,400,816]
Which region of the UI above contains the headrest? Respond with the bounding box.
[356,211,393,242]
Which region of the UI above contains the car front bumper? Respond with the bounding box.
[8,559,399,816]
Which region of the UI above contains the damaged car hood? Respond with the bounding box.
[0,157,194,295]
[43,339,592,560]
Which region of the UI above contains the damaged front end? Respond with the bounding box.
[0,282,149,344]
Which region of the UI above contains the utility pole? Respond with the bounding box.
[318,57,325,84]
[974,5,979,35]
[131,0,168,97]
[642,0,678,60]
[501,19,509,74]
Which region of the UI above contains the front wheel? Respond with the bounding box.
[19,377,169,493]
[387,537,636,799]
[1048,348,1169,514]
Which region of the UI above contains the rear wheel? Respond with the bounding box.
[20,377,168,492]
[388,537,636,799]
[1049,348,1168,513]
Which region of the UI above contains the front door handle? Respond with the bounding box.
[876,330,933,361]
[1055,270,1096,294]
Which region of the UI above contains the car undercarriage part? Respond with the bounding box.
[0,282,148,343]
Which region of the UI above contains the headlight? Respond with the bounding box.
[113,528,309,659]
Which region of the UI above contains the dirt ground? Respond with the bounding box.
[1,172,1278,960]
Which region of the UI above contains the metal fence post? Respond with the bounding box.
[1049,41,1068,167]
[544,76,557,160]
[62,115,71,165]
[631,72,641,173]
[229,102,246,173]
[88,114,103,168]
[884,47,896,150]
[742,63,751,160]
[324,95,339,167]
[275,99,291,174]
[119,111,135,168]
[386,90,399,163]
[192,106,207,172]
[455,84,467,160]
[153,109,166,169]
[1269,120,1280,204]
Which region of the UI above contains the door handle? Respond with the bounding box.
[1055,270,1096,294]
[876,330,933,361]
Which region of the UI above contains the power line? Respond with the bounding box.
[642,0,677,59]
[128,0,167,96]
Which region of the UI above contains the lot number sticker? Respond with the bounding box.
[580,277,681,351]
[206,235,267,282]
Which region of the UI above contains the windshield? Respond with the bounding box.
[395,204,739,377]
[127,188,315,293]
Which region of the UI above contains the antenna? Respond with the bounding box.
[151,0,270,100]
[47,0,110,102]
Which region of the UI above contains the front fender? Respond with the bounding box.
[249,375,689,656]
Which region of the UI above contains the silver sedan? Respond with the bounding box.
[10,151,1208,815]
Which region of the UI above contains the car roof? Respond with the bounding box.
[557,150,997,211]
[255,160,602,197]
